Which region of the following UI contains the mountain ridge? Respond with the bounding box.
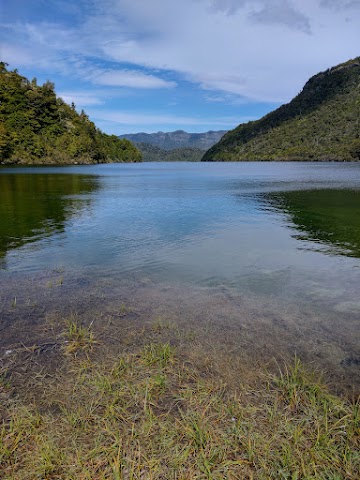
[202,57,360,162]
[119,129,227,151]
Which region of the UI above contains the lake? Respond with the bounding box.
[1,162,360,392]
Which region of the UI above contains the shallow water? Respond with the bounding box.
[1,162,360,391]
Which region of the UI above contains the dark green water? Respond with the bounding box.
[0,173,98,260]
[1,162,360,389]
[266,188,360,258]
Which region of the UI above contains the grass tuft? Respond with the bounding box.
[63,317,96,355]
[1,332,359,479]
[142,342,174,367]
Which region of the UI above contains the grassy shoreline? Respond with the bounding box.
[1,316,359,479]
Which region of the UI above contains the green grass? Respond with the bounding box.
[0,325,359,479]
[62,316,96,355]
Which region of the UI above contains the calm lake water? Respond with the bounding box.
[1,162,360,390]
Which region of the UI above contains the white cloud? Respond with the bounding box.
[320,0,360,9]
[57,91,104,107]
[78,0,360,101]
[2,0,360,103]
[204,93,255,105]
[210,0,248,15]
[250,0,311,34]
[90,70,176,89]
[0,43,35,67]
[211,0,311,33]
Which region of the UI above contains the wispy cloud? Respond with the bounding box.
[210,0,248,16]
[2,0,360,132]
[57,91,104,107]
[89,110,244,127]
[210,0,311,33]
[204,93,256,105]
[320,0,360,9]
[250,0,311,34]
[0,43,37,67]
[89,70,176,89]
[192,72,247,96]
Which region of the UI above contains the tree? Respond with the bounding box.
[0,64,142,164]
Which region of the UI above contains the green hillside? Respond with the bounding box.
[0,63,141,165]
[202,57,360,162]
[136,142,203,162]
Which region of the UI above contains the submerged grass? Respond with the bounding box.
[63,316,96,356]
[0,322,359,479]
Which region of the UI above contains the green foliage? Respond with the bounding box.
[63,317,96,355]
[203,57,360,161]
[0,62,142,165]
[136,142,203,161]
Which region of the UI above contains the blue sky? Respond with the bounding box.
[1,0,359,134]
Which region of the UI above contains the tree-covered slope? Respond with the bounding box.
[202,57,360,161]
[135,142,203,162]
[0,63,142,165]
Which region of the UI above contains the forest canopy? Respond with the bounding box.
[202,57,360,162]
[0,63,141,165]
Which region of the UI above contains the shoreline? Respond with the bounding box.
[1,269,359,477]
[1,308,359,478]
[1,269,359,398]
[2,159,360,167]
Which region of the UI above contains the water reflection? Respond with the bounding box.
[265,189,360,257]
[0,174,99,261]
[0,163,359,395]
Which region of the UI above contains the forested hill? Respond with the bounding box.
[202,57,360,162]
[119,130,227,150]
[135,142,203,162]
[0,63,141,165]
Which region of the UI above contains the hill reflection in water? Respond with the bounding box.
[265,188,360,258]
[0,173,99,261]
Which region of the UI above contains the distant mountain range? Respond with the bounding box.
[119,130,227,151]
[203,57,360,162]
